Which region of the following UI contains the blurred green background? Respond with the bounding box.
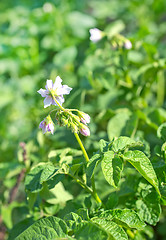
[0,0,166,239]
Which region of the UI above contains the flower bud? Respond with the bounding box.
[89,28,103,43]
[124,40,132,49]
[61,117,69,126]
[39,115,54,134]
[80,126,90,137]
[78,111,90,125]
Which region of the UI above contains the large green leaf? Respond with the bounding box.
[92,218,128,240]
[15,216,74,240]
[123,150,160,195]
[74,221,108,240]
[101,151,123,188]
[93,209,146,230]
[25,163,58,192]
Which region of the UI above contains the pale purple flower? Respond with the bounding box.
[89,28,103,43]
[124,40,132,49]
[80,126,90,137]
[80,112,90,125]
[37,76,72,108]
[39,116,54,134]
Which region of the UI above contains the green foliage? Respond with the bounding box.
[123,150,160,195]
[1,0,166,239]
[15,216,73,240]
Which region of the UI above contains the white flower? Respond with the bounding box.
[89,28,103,43]
[124,40,132,49]
[37,76,72,108]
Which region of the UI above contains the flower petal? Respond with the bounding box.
[39,120,47,133]
[89,28,102,43]
[48,123,54,134]
[53,76,62,90]
[44,96,53,108]
[37,88,48,97]
[57,85,72,95]
[46,80,53,90]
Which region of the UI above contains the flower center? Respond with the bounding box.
[50,88,58,97]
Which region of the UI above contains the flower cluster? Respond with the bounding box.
[55,109,90,137]
[38,76,90,137]
[89,28,132,49]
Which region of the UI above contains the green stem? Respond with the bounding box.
[126,229,135,239]
[68,173,93,194]
[74,132,89,163]
[74,132,102,205]
[52,94,65,111]
[91,175,102,204]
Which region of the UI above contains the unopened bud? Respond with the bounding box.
[78,111,90,125]
[61,118,68,126]
[124,40,132,49]
[80,125,90,137]
[89,28,103,43]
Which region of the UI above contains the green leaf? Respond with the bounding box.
[107,111,137,140]
[99,139,111,153]
[92,218,128,240]
[25,163,58,192]
[94,209,146,230]
[64,212,82,230]
[101,151,123,188]
[76,208,90,221]
[40,182,73,205]
[111,136,143,153]
[123,150,160,195]
[105,20,125,38]
[84,195,92,209]
[86,154,101,178]
[15,216,74,240]
[53,46,77,67]
[106,192,119,209]
[8,217,35,240]
[157,122,166,141]
[136,182,161,225]
[128,50,144,63]
[67,11,96,38]
[0,162,23,179]
[74,221,108,240]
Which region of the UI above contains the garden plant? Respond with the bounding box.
[0,0,166,239]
